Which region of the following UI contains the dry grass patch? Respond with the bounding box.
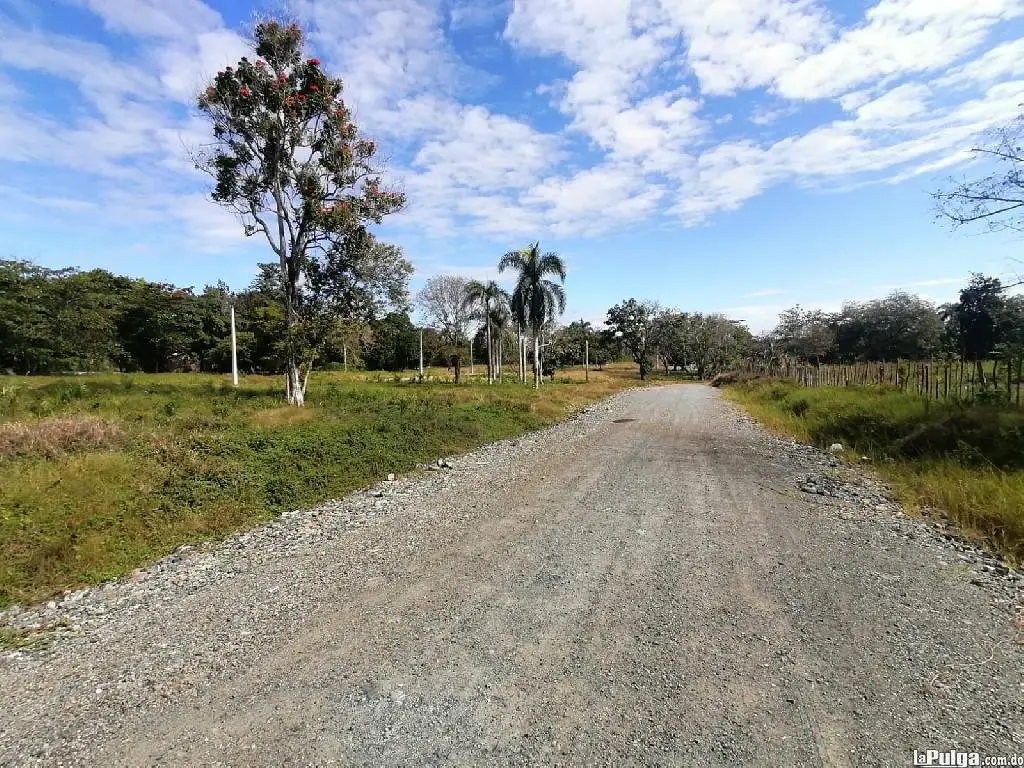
[251,406,318,428]
[0,416,122,458]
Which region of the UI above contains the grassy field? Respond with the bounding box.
[720,376,1024,562]
[0,364,643,608]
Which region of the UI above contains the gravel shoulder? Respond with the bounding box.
[1,384,1021,766]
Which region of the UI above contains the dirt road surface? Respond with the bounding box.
[1,385,1021,766]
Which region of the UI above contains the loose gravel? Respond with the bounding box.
[0,384,1020,767]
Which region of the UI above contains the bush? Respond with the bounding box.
[709,370,764,387]
[893,408,1024,469]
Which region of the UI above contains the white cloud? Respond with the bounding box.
[0,27,158,109]
[0,72,19,101]
[662,0,833,96]
[749,104,798,126]
[937,38,1024,87]
[853,83,931,126]
[416,262,510,282]
[294,0,470,126]
[156,29,252,103]
[674,78,1024,221]
[776,0,1024,99]
[61,0,225,40]
[524,161,666,234]
[0,185,101,213]
[2,0,1024,251]
[447,0,510,30]
[504,0,675,147]
[410,106,562,190]
[592,92,705,165]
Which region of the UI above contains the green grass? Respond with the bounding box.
[721,377,1024,562]
[0,365,645,608]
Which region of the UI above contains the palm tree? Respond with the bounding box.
[499,243,567,388]
[462,280,507,384]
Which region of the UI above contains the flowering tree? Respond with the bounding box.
[196,20,405,404]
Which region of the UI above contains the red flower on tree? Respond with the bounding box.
[309,85,320,92]
[256,60,267,67]
[239,88,251,96]
[307,58,320,65]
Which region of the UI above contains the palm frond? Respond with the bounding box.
[498,249,527,273]
[538,252,567,282]
[543,280,567,315]
[461,279,486,311]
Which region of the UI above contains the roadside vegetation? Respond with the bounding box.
[718,375,1024,562]
[0,366,643,608]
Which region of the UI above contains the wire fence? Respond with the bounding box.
[742,357,1024,407]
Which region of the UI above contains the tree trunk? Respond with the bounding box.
[520,331,528,385]
[534,334,540,389]
[486,310,493,385]
[282,250,306,407]
[285,359,305,406]
[520,329,526,384]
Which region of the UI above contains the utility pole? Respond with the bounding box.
[585,338,589,383]
[419,328,424,380]
[230,305,238,387]
[470,337,474,375]
[343,345,347,372]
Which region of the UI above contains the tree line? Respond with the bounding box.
[0,257,406,375]
[753,274,1024,369]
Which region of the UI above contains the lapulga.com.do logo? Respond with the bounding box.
[914,751,1024,767]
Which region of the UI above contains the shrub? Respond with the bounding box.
[788,397,810,417]
[710,370,764,387]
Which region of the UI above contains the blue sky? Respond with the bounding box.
[1,0,1023,331]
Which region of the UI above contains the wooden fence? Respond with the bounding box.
[742,357,1024,407]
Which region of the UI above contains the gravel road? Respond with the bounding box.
[1,384,1021,767]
